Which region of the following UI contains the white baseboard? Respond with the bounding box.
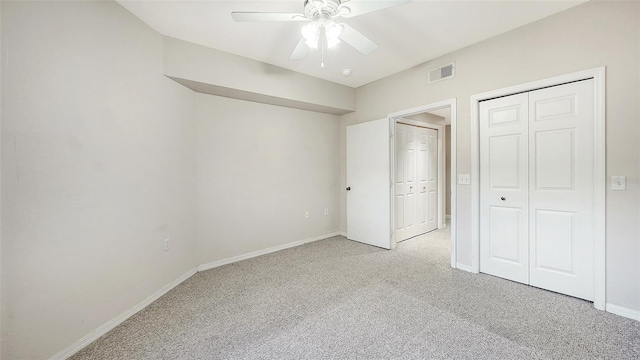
[456,263,478,274]
[339,231,347,237]
[197,232,341,272]
[50,267,198,360]
[606,303,640,321]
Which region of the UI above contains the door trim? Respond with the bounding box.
[388,98,457,268]
[470,67,606,310]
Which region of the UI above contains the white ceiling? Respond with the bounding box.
[117,0,586,88]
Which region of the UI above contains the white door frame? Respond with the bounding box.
[388,98,457,267]
[470,67,606,310]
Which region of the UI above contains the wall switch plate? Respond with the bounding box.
[611,176,626,191]
[324,208,329,216]
[458,174,471,185]
[305,211,310,218]
[163,238,170,252]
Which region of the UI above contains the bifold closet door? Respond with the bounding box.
[395,124,417,241]
[528,80,595,301]
[395,124,438,242]
[416,127,438,235]
[479,93,530,284]
[480,80,595,301]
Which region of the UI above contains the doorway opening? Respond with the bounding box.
[388,99,457,267]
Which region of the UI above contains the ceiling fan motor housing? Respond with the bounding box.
[304,0,344,19]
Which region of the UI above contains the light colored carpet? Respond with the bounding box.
[72,227,640,359]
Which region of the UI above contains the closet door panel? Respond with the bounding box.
[394,125,409,241]
[528,80,595,301]
[395,124,418,241]
[479,93,530,284]
[405,127,417,238]
[416,128,438,235]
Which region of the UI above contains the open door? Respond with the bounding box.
[346,119,391,249]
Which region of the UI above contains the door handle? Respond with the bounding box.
[423,186,426,192]
[410,186,413,192]
[501,197,506,201]
[346,187,351,191]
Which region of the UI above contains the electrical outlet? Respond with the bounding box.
[163,238,170,252]
[324,208,329,216]
[458,174,471,185]
[305,211,310,218]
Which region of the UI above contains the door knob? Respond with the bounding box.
[346,187,351,191]
[501,197,506,201]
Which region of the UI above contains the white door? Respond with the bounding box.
[395,124,417,241]
[347,119,391,249]
[528,80,594,301]
[415,127,438,235]
[395,124,439,242]
[479,80,595,301]
[479,93,530,284]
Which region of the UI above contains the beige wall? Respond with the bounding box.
[1,1,197,358]
[195,94,340,265]
[339,1,640,312]
[0,1,343,358]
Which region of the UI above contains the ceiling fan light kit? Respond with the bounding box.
[302,19,342,49]
[231,0,411,67]
[324,20,343,48]
[301,21,321,48]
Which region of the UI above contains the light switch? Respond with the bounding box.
[611,176,626,191]
[458,174,471,185]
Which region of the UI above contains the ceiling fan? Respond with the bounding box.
[232,0,411,65]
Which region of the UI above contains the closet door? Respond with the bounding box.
[479,93,530,284]
[528,80,594,301]
[415,128,438,235]
[395,124,418,241]
[395,125,408,241]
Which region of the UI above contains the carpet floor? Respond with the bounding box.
[72,227,640,359]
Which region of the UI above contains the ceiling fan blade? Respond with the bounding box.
[339,23,378,55]
[289,38,310,60]
[231,12,307,22]
[337,0,411,18]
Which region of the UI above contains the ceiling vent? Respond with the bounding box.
[428,63,455,84]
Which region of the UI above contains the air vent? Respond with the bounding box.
[428,63,455,84]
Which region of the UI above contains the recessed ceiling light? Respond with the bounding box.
[342,69,352,76]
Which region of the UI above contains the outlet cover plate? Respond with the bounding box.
[458,174,471,185]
